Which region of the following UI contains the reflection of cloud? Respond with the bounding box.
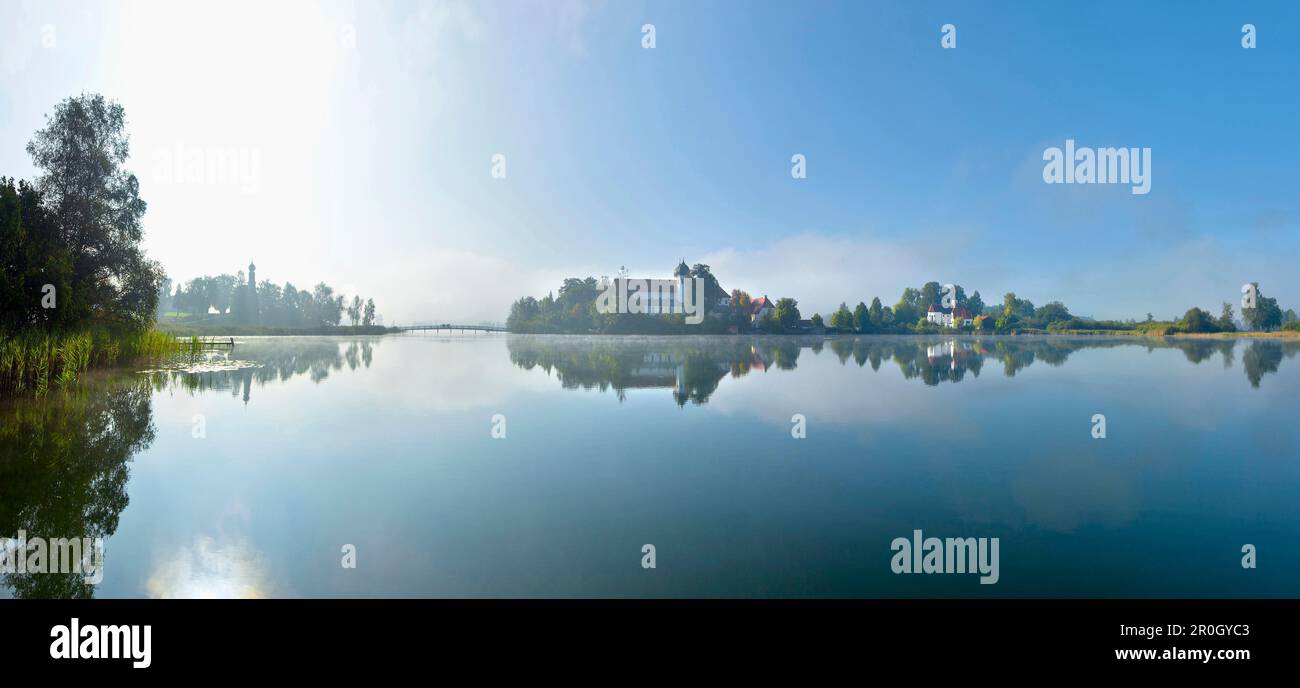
[146,536,271,599]
[360,336,556,413]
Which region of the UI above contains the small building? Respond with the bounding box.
[750,295,775,323]
[926,304,974,328]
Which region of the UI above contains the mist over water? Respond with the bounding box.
[3,334,1297,598]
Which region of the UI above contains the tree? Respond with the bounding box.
[0,178,71,331]
[967,290,985,316]
[853,301,869,332]
[894,288,920,326]
[24,93,163,329]
[1035,301,1071,325]
[1218,302,1235,331]
[363,299,376,327]
[347,295,363,327]
[868,297,884,327]
[1242,283,1283,331]
[830,302,854,330]
[1001,292,1034,319]
[773,298,801,331]
[1178,307,1218,333]
[810,313,824,329]
[312,283,342,326]
[730,289,751,309]
[919,282,943,308]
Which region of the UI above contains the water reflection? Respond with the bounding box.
[510,335,1300,402]
[0,375,154,598]
[147,337,378,403]
[4,334,1298,599]
[0,337,379,598]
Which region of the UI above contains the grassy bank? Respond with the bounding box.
[0,328,184,396]
[1044,328,1300,338]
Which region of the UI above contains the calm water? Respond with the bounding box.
[2,334,1298,598]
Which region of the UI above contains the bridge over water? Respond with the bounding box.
[397,322,507,333]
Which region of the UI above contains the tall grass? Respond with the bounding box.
[0,328,182,396]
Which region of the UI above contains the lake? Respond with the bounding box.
[2,334,1297,598]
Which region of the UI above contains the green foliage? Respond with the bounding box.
[1242,283,1283,331]
[773,298,801,331]
[852,301,869,332]
[0,328,179,396]
[1176,307,1230,334]
[165,274,354,328]
[829,302,854,330]
[23,94,163,330]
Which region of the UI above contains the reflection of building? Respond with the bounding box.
[926,304,973,328]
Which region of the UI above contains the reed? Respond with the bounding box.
[0,328,184,396]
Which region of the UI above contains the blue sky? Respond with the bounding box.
[1,0,1297,322]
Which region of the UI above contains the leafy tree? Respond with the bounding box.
[23,94,164,329]
[1218,302,1235,331]
[1035,301,1071,325]
[730,289,751,309]
[363,299,376,327]
[0,178,70,331]
[967,290,985,316]
[347,295,362,327]
[894,288,920,326]
[919,282,943,308]
[1242,283,1283,331]
[829,302,854,330]
[773,297,801,331]
[810,313,824,329]
[853,301,869,332]
[868,297,884,326]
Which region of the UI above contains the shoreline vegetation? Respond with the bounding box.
[1,94,177,396]
[0,329,181,396]
[507,265,1298,338]
[1,93,391,395]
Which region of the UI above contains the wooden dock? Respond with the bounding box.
[181,337,236,349]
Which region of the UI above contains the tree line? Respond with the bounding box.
[162,274,378,328]
[508,272,1297,335]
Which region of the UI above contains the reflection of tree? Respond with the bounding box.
[509,335,1300,403]
[1242,341,1288,388]
[0,376,155,598]
[147,338,378,402]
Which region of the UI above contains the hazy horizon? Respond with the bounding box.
[3,0,1297,324]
